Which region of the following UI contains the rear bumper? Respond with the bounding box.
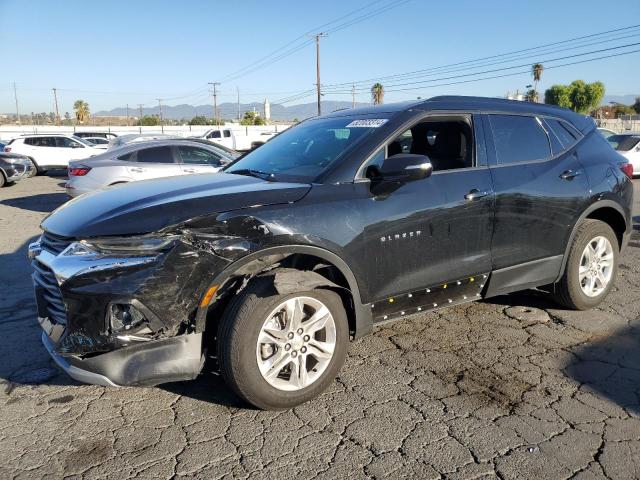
[42,330,204,387]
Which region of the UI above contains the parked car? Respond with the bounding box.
[597,127,617,139]
[195,127,260,151]
[29,96,632,410]
[65,138,239,197]
[0,152,34,186]
[606,133,640,176]
[250,131,278,150]
[5,134,100,174]
[73,131,118,140]
[80,137,110,149]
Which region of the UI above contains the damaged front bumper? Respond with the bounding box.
[28,233,227,387]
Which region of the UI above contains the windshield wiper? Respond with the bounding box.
[228,169,276,181]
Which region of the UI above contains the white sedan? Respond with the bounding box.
[65,138,239,197]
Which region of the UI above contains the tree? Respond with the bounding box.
[371,83,384,105]
[240,111,265,126]
[138,115,160,126]
[525,89,539,103]
[544,80,605,113]
[73,100,90,123]
[633,97,640,114]
[531,63,544,101]
[189,115,208,126]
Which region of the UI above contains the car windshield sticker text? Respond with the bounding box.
[346,119,388,128]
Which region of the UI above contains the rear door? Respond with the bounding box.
[177,145,224,174]
[125,146,183,180]
[484,113,589,283]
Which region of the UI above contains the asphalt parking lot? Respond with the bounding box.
[1,175,639,480]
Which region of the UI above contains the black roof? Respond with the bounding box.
[325,95,594,133]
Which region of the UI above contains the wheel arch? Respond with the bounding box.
[556,200,629,282]
[196,245,372,340]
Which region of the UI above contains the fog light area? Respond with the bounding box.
[109,303,147,332]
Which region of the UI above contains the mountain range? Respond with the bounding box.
[94,101,370,122]
[87,94,640,121]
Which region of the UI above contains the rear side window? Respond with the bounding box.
[135,146,176,163]
[117,151,135,161]
[489,115,551,164]
[546,119,581,148]
[26,136,57,147]
[223,130,231,138]
[208,131,221,139]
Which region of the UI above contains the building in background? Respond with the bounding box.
[263,99,271,121]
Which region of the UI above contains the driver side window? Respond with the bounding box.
[360,115,474,179]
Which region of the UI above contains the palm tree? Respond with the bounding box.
[73,100,90,123]
[531,63,544,102]
[371,83,384,105]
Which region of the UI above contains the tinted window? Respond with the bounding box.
[27,136,57,147]
[179,146,222,165]
[608,135,640,152]
[547,119,580,148]
[117,151,135,161]
[209,131,221,139]
[489,115,551,164]
[135,146,175,163]
[223,130,231,138]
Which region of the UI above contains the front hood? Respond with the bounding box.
[43,173,311,238]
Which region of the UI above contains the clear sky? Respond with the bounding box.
[1,0,639,114]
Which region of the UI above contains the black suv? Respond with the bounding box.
[29,96,632,409]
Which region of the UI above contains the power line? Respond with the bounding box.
[323,23,640,88]
[325,41,640,93]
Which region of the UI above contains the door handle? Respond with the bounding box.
[560,169,582,180]
[464,189,491,201]
[183,168,197,173]
[130,167,146,173]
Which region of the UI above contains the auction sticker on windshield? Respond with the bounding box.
[345,119,388,128]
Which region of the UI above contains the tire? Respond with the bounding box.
[26,158,38,177]
[218,277,349,410]
[554,219,619,310]
[0,171,5,188]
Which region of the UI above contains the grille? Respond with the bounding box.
[32,260,67,326]
[41,231,73,256]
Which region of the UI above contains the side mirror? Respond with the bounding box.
[375,153,433,182]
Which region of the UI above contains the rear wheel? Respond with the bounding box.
[218,277,348,410]
[554,219,618,310]
[26,158,38,177]
[0,171,5,188]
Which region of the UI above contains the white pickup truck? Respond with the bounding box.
[197,128,278,151]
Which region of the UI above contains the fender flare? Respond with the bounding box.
[196,245,372,338]
[555,199,629,282]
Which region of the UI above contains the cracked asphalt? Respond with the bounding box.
[1,175,640,479]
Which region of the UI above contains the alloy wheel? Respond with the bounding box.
[256,296,336,391]
[579,236,614,297]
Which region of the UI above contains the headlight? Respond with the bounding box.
[78,234,180,255]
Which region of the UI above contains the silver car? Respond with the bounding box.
[66,139,240,197]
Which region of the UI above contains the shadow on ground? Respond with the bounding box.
[0,193,68,213]
[564,324,640,415]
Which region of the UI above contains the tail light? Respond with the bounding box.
[619,162,633,179]
[68,166,91,176]
[3,147,10,152]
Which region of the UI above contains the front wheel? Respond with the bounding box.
[218,277,349,410]
[554,219,619,310]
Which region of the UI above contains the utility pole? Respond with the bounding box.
[351,84,356,109]
[209,82,220,126]
[52,87,60,126]
[309,33,327,116]
[137,104,144,120]
[156,98,164,133]
[13,82,20,125]
[236,86,240,122]
[126,103,130,126]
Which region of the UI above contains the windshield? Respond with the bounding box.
[226,116,389,182]
[608,135,640,152]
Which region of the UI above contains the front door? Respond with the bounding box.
[125,145,183,180]
[176,145,224,175]
[358,114,494,316]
